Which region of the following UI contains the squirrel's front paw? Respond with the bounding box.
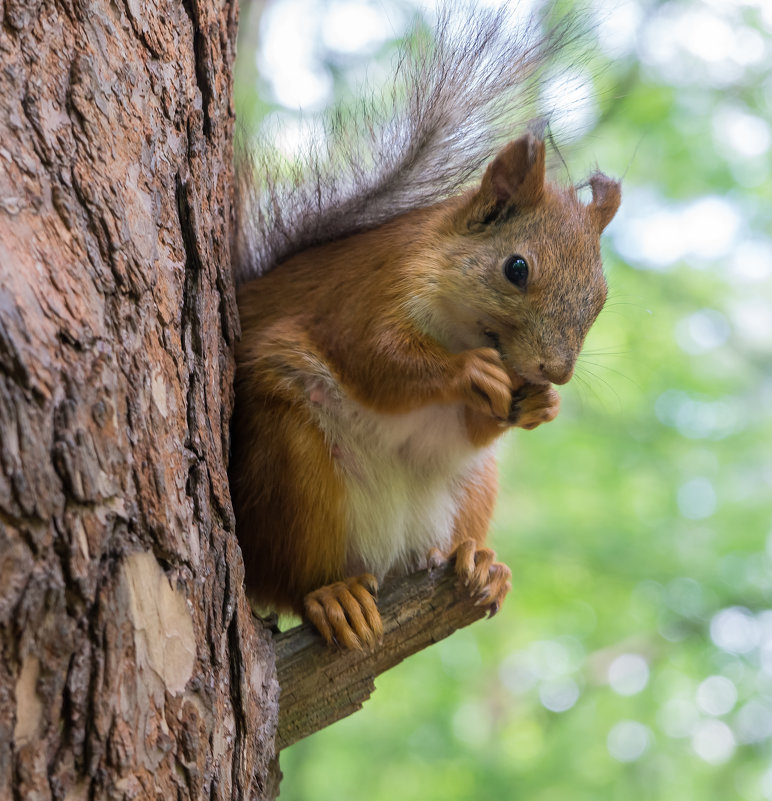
[456,348,513,419]
[508,383,560,430]
[449,540,512,616]
[303,574,383,650]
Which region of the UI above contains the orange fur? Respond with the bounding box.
[230,133,620,642]
[450,452,499,548]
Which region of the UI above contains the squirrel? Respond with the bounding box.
[230,5,621,650]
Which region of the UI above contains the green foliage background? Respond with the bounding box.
[236,1,772,797]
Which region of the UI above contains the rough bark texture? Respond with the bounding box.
[274,561,488,750]
[0,0,279,798]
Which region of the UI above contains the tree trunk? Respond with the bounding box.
[0,0,280,798]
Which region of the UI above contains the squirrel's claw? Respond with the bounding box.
[303,574,383,651]
[426,547,448,570]
[508,383,560,430]
[451,539,512,616]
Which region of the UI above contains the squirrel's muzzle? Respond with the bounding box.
[539,360,574,385]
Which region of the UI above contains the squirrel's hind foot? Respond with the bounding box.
[303,574,383,650]
[449,540,512,617]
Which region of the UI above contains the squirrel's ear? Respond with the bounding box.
[460,133,546,228]
[483,133,546,210]
[587,172,621,233]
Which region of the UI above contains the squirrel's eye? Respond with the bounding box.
[503,255,528,289]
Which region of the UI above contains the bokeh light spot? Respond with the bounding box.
[607,721,651,762]
[691,719,735,764]
[677,478,717,520]
[710,607,760,655]
[539,678,580,713]
[696,675,737,717]
[608,654,650,696]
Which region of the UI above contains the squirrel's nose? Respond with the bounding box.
[539,360,574,385]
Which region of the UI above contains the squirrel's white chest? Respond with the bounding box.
[308,387,490,579]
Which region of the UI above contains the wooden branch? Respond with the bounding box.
[273,562,489,750]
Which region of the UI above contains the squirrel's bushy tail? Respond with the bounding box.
[234,2,580,284]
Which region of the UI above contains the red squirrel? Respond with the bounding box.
[230,8,621,649]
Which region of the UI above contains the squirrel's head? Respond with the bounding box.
[427,132,621,387]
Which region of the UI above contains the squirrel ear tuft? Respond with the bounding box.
[587,172,621,233]
[460,133,546,229]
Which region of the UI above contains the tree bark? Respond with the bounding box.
[0,1,279,798]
